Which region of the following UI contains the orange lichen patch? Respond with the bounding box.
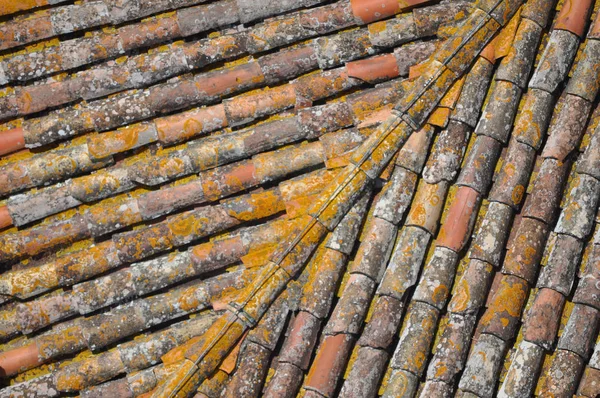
[285,193,324,219]
[406,180,449,234]
[241,245,278,268]
[87,124,151,159]
[226,189,286,222]
[554,0,594,37]
[156,104,228,144]
[439,76,466,109]
[494,7,522,59]
[325,151,355,169]
[282,172,337,204]
[3,260,59,298]
[0,0,46,16]
[349,83,405,122]
[428,107,451,127]
[310,167,369,230]
[0,127,25,156]
[219,336,245,375]
[480,275,529,333]
[408,61,431,79]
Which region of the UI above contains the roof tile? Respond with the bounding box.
[537,233,584,295]
[557,303,600,359]
[423,120,471,184]
[339,345,389,398]
[377,226,431,299]
[2,1,600,396]
[539,348,586,396]
[437,186,481,252]
[381,368,418,398]
[578,366,600,397]
[469,201,514,266]
[458,333,507,398]
[553,0,594,37]
[542,94,594,161]
[496,18,544,89]
[304,333,355,397]
[522,287,565,349]
[521,158,570,224]
[456,134,503,194]
[489,140,536,209]
[390,300,438,375]
[480,274,530,340]
[412,246,459,309]
[427,313,477,383]
[498,340,545,397]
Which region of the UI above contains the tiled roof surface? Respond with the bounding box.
[0,0,598,397]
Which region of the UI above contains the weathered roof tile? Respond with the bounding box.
[2,1,600,396]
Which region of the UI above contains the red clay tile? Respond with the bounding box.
[347,54,400,84]
[521,0,556,28]
[222,341,270,397]
[459,333,508,397]
[522,287,565,349]
[0,343,41,377]
[553,0,593,37]
[258,46,318,85]
[488,140,536,209]
[480,42,496,63]
[358,294,404,350]
[300,2,355,35]
[499,340,545,397]
[521,158,570,224]
[437,186,481,252]
[412,246,458,310]
[502,217,549,284]
[449,259,495,314]
[0,127,25,156]
[391,301,439,375]
[156,104,228,145]
[278,310,321,370]
[542,94,593,161]
[350,0,402,24]
[456,134,503,195]
[305,333,355,396]
[0,206,12,230]
[426,313,477,383]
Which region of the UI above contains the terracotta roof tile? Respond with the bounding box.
[553,0,594,37]
[2,0,600,396]
[539,348,586,396]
